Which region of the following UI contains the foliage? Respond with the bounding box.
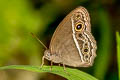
[116,32,120,80]
[0,0,119,80]
[0,65,98,80]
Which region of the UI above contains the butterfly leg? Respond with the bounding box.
[63,64,70,76]
[63,64,66,71]
[50,61,53,71]
[58,64,61,67]
[40,56,45,68]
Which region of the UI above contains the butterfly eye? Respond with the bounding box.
[75,23,83,31]
[45,53,51,57]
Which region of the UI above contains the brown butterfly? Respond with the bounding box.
[32,6,97,70]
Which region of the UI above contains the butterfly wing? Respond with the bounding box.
[49,6,97,67]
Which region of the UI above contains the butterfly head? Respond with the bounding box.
[44,50,52,61]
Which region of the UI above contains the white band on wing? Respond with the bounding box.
[71,16,84,62]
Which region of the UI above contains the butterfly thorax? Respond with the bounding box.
[44,50,62,63]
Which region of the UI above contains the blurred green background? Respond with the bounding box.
[0,0,120,80]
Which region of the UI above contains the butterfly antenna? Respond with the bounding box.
[30,32,48,50]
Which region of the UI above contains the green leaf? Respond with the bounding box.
[0,65,98,80]
[116,32,120,80]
